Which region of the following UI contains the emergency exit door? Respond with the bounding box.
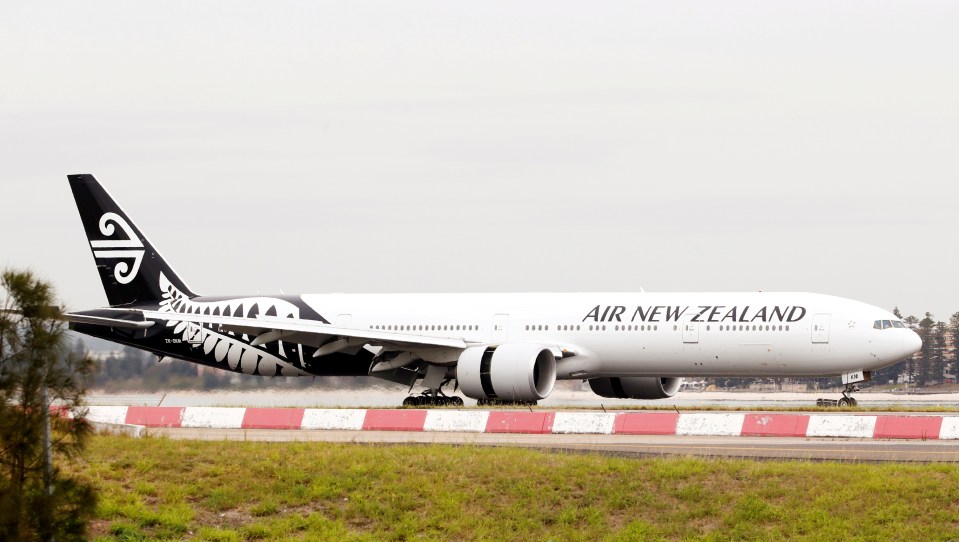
[682,316,699,344]
[492,314,509,343]
[811,314,830,343]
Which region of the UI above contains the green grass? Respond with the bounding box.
[78,435,959,541]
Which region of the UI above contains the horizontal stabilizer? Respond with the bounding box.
[63,313,155,329]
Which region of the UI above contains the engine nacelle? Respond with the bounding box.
[457,343,557,402]
[588,377,682,400]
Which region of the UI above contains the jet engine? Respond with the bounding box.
[588,377,682,400]
[457,343,557,402]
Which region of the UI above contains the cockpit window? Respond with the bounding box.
[874,319,906,329]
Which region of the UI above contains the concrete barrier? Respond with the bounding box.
[741,414,810,437]
[873,415,942,440]
[937,417,959,440]
[486,412,555,434]
[806,415,877,438]
[363,409,429,431]
[69,406,959,440]
[613,412,680,435]
[85,406,130,425]
[424,410,490,432]
[676,413,746,436]
[301,409,366,430]
[181,407,247,429]
[552,412,616,434]
[126,406,184,427]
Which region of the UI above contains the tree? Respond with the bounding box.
[916,313,936,387]
[901,314,920,385]
[0,270,97,541]
[951,312,959,383]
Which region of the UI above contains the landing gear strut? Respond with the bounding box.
[402,379,465,407]
[838,383,859,407]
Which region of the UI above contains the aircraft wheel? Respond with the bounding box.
[450,396,464,406]
[403,396,419,407]
[838,397,851,407]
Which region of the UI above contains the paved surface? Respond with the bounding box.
[147,428,959,463]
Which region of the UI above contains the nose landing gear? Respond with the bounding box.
[816,383,859,408]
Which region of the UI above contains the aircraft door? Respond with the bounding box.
[682,315,699,344]
[811,314,830,343]
[492,314,509,343]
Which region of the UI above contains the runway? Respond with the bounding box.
[146,427,959,463]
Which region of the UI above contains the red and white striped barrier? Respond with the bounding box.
[75,406,959,440]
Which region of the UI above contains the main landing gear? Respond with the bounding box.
[402,379,465,407]
[816,383,859,408]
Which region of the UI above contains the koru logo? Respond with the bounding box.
[90,213,144,285]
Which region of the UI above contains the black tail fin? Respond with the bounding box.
[68,174,198,307]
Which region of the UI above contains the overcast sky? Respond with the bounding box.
[1,1,957,321]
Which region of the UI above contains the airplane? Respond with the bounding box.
[64,174,922,407]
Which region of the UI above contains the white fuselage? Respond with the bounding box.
[299,291,921,379]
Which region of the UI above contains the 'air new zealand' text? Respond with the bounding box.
[582,305,808,323]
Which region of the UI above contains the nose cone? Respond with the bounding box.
[904,330,922,357]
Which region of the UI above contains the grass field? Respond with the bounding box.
[80,435,959,541]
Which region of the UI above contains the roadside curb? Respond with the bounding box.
[76,407,956,440]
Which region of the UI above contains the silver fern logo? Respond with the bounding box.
[90,212,144,284]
